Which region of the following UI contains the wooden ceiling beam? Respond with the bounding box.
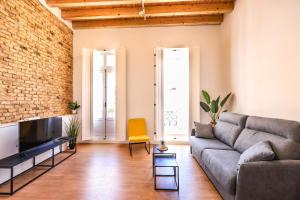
[46,0,233,8]
[62,2,233,20]
[72,14,223,29]
[47,0,136,8]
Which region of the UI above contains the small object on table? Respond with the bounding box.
[157,140,168,151]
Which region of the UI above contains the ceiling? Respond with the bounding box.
[46,0,235,29]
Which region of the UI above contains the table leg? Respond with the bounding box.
[10,167,13,195]
[152,154,154,176]
[177,166,180,191]
[154,166,157,190]
[52,148,55,167]
[173,166,175,176]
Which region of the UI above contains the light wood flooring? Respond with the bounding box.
[0,144,221,200]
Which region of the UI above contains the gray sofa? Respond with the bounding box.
[190,112,300,200]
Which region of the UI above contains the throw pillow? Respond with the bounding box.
[194,122,214,139]
[238,141,275,168]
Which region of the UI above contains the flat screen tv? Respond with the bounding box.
[19,117,62,152]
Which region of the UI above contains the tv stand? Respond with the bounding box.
[19,152,27,158]
[0,137,76,195]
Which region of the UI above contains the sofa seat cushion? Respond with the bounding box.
[202,149,241,194]
[190,136,233,157]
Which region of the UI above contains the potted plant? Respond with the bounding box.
[200,90,232,127]
[65,117,81,149]
[68,101,80,114]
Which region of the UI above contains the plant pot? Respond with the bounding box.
[72,110,77,114]
[69,143,76,150]
[69,140,76,150]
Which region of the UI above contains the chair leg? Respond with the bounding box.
[144,142,147,152]
[129,143,132,156]
[145,141,150,154]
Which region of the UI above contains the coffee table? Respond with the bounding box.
[152,145,179,191]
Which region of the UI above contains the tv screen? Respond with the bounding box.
[19,117,62,152]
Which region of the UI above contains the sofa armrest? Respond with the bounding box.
[236,160,300,200]
[191,129,195,136]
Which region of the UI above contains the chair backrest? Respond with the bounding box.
[128,118,147,137]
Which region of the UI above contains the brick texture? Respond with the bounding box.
[0,0,73,124]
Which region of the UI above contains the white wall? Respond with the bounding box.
[221,0,300,121]
[38,0,72,29]
[74,26,228,141]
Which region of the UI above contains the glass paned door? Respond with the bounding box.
[106,68,116,119]
[92,50,116,140]
[162,48,189,139]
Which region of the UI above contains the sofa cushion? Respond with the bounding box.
[234,116,300,160]
[246,116,300,142]
[202,149,241,194]
[214,113,248,147]
[194,122,214,138]
[238,141,275,167]
[219,112,248,126]
[190,136,232,156]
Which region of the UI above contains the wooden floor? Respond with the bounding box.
[0,144,221,200]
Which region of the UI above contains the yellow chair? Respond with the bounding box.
[128,118,150,156]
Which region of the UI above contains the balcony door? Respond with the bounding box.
[91,50,116,140]
[156,48,189,141]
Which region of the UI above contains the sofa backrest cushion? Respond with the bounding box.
[214,112,248,147]
[234,116,300,160]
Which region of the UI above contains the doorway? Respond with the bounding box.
[156,48,190,141]
[91,49,116,140]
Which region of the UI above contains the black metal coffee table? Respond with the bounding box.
[152,145,179,191]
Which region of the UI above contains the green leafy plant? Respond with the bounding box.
[68,101,80,110]
[200,90,232,126]
[65,117,81,149]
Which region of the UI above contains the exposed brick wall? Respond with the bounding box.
[0,0,73,124]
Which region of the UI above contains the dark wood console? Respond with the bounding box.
[0,137,76,195]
